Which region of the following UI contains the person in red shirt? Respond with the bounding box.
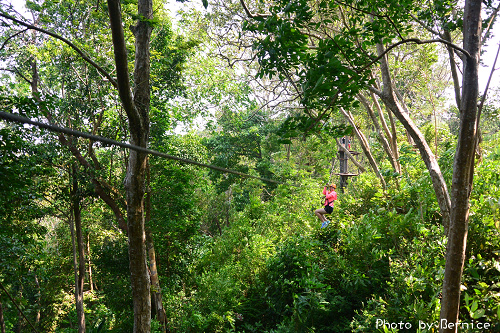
[314,184,337,228]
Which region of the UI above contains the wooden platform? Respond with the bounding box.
[337,150,361,156]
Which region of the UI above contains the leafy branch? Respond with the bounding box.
[0,12,118,88]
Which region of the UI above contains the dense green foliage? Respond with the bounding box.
[1,0,499,332]
[157,140,500,332]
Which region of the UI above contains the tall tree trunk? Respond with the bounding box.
[442,30,462,110]
[33,274,41,326]
[107,0,153,330]
[71,164,86,333]
[385,99,402,161]
[394,89,416,145]
[371,41,451,233]
[15,289,23,333]
[440,1,481,331]
[370,91,402,172]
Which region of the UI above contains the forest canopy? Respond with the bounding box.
[0,0,499,332]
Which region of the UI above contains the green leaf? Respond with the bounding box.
[472,308,485,319]
[470,300,478,313]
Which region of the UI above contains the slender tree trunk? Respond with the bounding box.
[371,91,392,147]
[71,165,86,333]
[340,107,386,190]
[69,214,77,332]
[146,230,168,332]
[0,299,5,333]
[371,91,402,172]
[386,100,402,160]
[440,1,481,331]
[394,89,415,145]
[69,216,86,333]
[87,234,94,292]
[372,42,451,233]
[357,93,399,173]
[145,160,168,332]
[216,216,223,236]
[33,274,41,326]
[442,30,462,110]
[107,0,153,330]
[15,292,22,333]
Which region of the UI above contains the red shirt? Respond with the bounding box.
[323,187,337,206]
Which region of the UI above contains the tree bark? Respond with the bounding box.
[145,160,168,332]
[357,93,399,173]
[146,229,168,332]
[385,98,402,159]
[371,91,402,172]
[87,234,94,292]
[0,299,5,333]
[371,91,392,148]
[107,0,153,331]
[339,107,386,190]
[71,164,86,333]
[33,275,41,325]
[442,30,462,110]
[372,41,451,233]
[439,1,481,331]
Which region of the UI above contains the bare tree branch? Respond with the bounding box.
[482,3,500,42]
[478,41,500,118]
[0,28,28,51]
[240,0,270,18]
[0,67,32,85]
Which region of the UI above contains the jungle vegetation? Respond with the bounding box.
[0,0,499,332]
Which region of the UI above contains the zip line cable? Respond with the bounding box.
[327,155,337,185]
[0,111,285,185]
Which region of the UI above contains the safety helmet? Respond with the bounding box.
[330,184,336,189]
